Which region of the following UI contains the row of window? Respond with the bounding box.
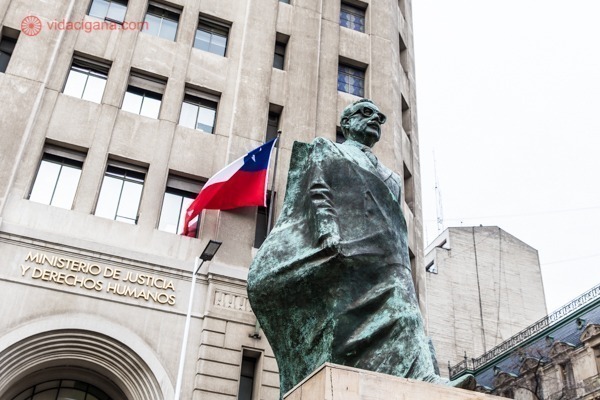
[3,5,411,102]
[89,0,373,43]
[89,0,231,56]
[63,55,220,132]
[29,145,272,247]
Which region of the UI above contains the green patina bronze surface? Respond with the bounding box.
[247,99,474,397]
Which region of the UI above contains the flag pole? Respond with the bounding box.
[250,131,282,340]
[266,130,282,234]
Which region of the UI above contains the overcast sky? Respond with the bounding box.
[412,1,600,312]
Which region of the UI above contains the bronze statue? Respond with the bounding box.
[247,99,474,396]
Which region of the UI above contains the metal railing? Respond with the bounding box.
[449,283,600,379]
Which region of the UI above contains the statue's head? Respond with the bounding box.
[340,99,387,148]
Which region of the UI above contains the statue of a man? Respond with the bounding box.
[247,99,474,396]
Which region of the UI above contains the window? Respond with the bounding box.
[29,146,85,209]
[143,2,180,41]
[238,353,260,400]
[194,16,230,57]
[279,0,290,3]
[178,88,220,133]
[266,104,282,142]
[63,56,110,103]
[254,192,274,248]
[121,71,166,119]
[340,2,366,33]
[273,33,288,70]
[0,29,19,73]
[338,63,365,96]
[158,175,203,234]
[95,161,145,224]
[88,0,127,24]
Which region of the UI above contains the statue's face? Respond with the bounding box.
[343,102,387,147]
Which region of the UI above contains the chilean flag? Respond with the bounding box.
[182,139,277,237]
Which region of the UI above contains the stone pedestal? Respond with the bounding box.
[284,363,500,400]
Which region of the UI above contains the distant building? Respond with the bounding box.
[425,226,548,376]
[449,284,600,400]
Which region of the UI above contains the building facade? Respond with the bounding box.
[0,0,421,399]
[425,226,548,376]
[449,284,600,400]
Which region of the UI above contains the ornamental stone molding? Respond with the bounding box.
[580,323,600,345]
[549,340,576,361]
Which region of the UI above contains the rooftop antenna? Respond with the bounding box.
[433,150,444,232]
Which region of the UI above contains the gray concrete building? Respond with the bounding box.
[0,0,421,399]
[425,226,548,377]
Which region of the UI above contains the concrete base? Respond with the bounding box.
[284,363,500,400]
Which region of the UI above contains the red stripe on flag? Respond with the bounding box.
[183,169,268,236]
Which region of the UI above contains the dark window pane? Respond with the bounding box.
[273,42,286,69]
[254,193,273,248]
[266,111,279,142]
[0,35,17,72]
[238,357,257,400]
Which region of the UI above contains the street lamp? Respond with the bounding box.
[174,240,222,400]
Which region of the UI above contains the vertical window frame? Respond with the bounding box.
[237,350,262,400]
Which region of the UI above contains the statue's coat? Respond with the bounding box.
[247,138,437,396]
